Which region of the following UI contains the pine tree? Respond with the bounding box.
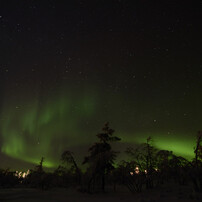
[83,122,121,192]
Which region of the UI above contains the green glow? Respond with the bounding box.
[0,86,199,169]
[1,89,97,168]
[120,131,195,160]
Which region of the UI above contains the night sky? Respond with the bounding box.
[0,1,202,170]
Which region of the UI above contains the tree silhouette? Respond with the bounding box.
[191,131,202,192]
[126,137,157,189]
[61,150,81,185]
[155,149,173,184]
[194,131,202,167]
[83,122,121,192]
[26,157,47,189]
[35,157,45,173]
[138,137,156,189]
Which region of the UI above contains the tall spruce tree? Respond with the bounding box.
[83,122,121,192]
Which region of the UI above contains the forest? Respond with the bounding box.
[0,123,202,201]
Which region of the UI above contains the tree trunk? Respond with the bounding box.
[102,174,105,192]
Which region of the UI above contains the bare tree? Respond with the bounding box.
[35,157,45,173]
[61,150,81,185]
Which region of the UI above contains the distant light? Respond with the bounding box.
[135,166,139,174]
[15,169,30,178]
[130,172,134,176]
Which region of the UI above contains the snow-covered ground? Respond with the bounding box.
[0,183,201,202]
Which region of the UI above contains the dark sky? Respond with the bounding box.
[0,1,202,170]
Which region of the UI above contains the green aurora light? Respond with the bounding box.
[0,87,199,169]
[1,90,97,168]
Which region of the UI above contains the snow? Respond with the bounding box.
[0,183,201,202]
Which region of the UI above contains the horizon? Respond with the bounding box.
[0,130,197,171]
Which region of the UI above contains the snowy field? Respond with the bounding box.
[0,183,201,202]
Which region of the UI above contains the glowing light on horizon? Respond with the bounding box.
[135,166,139,174]
[15,169,30,178]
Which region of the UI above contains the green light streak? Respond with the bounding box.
[118,131,195,160]
[0,86,198,169]
[0,90,97,168]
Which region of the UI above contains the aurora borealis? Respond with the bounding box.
[0,1,202,170]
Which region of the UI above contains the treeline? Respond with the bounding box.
[0,123,202,194]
